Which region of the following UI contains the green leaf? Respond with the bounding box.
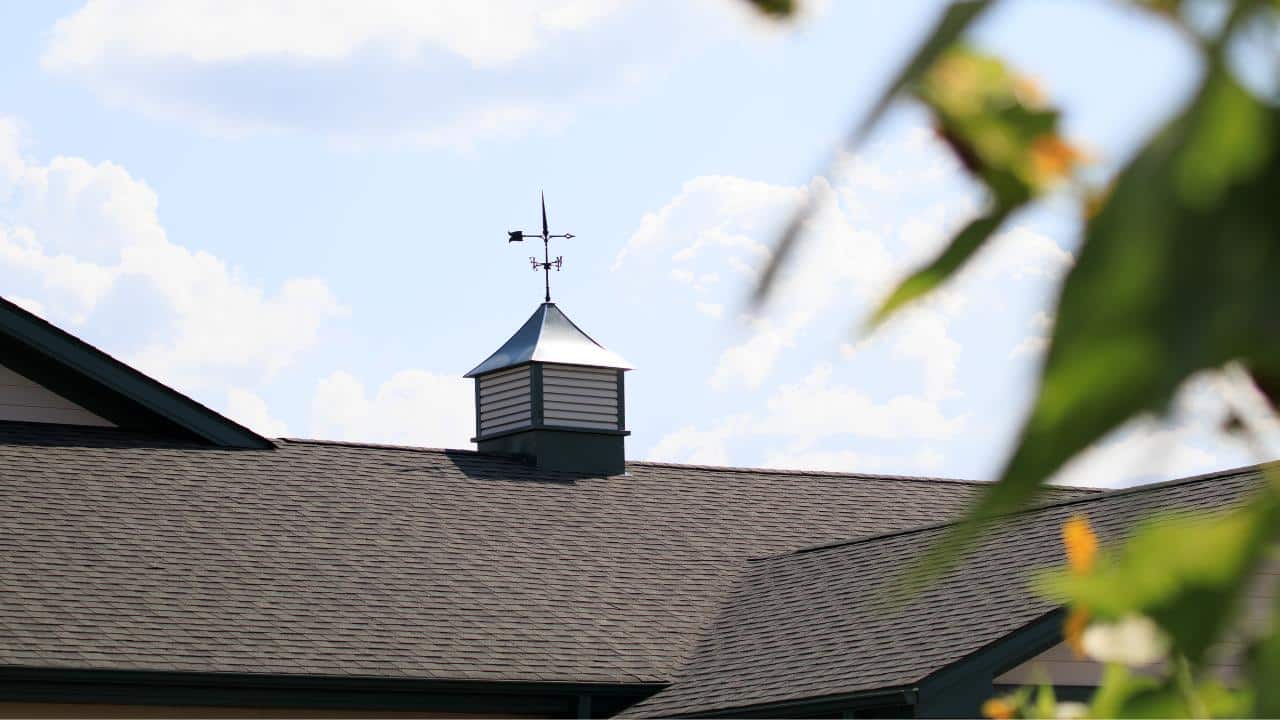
[1083,663,1249,719]
[914,46,1065,202]
[868,207,1010,328]
[1089,664,1158,719]
[851,1,993,146]
[744,0,795,18]
[752,0,992,305]
[1112,680,1250,719]
[1037,489,1280,665]
[914,67,1280,588]
[978,67,1280,520]
[1031,681,1056,719]
[1249,592,1280,717]
[868,46,1073,327]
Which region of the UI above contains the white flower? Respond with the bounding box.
[1081,614,1170,667]
[1055,701,1089,719]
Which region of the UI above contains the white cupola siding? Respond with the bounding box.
[466,302,630,475]
[540,364,620,431]
[476,365,534,437]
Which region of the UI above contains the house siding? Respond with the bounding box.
[0,363,113,427]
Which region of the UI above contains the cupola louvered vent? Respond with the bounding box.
[466,302,631,475]
[477,365,532,435]
[542,364,619,431]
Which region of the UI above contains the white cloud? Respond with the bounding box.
[45,0,626,70]
[38,0,713,147]
[1010,335,1050,359]
[619,173,904,391]
[311,369,475,449]
[225,388,288,437]
[0,115,345,391]
[5,295,45,316]
[1049,370,1280,488]
[647,415,750,466]
[709,315,797,391]
[1051,420,1221,489]
[758,446,945,475]
[614,126,996,395]
[649,361,964,467]
[695,301,724,319]
[615,175,796,270]
[978,225,1074,281]
[761,448,889,473]
[914,446,945,472]
[1030,311,1054,333]
[886,307,962,401]
[1010,311,1054,359]
[757,363,964,441]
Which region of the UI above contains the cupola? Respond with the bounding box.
[466,302,631,475]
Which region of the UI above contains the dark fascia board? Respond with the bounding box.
[915,607,1066,716]
[0,296,270,449]
[679,686,917,718]
[0,666,664,716]
[684,609,1065,719]
[921,607,1066,690]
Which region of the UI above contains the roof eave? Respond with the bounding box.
[0,296,272,449]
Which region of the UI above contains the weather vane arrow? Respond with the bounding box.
[507,192,575,303]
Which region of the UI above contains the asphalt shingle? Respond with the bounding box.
[0,421,1092,685]
[625,466,1267,717]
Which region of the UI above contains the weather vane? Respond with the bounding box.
[508,192,575,303]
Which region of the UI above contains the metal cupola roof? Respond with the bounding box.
[464,302,632,378]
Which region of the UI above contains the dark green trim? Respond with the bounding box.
[0,297,270,449]
[615,369,625,431]
[683,687,916,718]
[477,427,627,476]
[476,424,630,442]
[531,362,546,427]
[0,667,661,719]
[915,608,1066,718]
[677,609,1066,719]
[473,376,483,440]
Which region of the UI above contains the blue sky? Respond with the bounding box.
[1,0,1274,486]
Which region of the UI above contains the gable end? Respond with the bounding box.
[0,297,271,448]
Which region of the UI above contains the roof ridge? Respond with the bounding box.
[631,459,1002,487]
[276,440,1103,490]
[277,437,484,455]
[777,461,1275,559]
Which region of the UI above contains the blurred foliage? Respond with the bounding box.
[746,0,1280,716]
[1040,492,1279,666]
[744,0,795,18]
[870,44,1076,326]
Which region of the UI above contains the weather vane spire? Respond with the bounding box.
[507,192,575,303]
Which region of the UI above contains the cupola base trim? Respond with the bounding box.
[476,426,629,476]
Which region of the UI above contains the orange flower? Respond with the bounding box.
[1029,134,1082,185]
[1062,515,1097,574]
[1064,606,1091,659]
[982,697,1017,720]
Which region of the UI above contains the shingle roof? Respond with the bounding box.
[0,421,1094,684]
[623,465,1268,717]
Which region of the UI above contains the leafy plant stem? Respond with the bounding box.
[1173,654,1208,719]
